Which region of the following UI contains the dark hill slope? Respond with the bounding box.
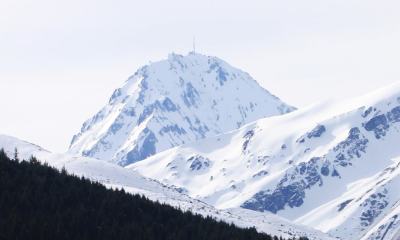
[0,149,301,240]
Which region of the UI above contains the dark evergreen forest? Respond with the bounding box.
[0,149,308,240]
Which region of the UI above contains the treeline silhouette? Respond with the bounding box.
[0,149,308,240]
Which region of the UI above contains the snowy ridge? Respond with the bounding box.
[69,52,294,166]
[0,134,332,240]
[130,82,400,239]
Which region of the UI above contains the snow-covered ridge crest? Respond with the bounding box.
[130,81,400,240]
[69,52,295,166]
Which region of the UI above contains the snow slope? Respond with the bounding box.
[130,82,400,240]
[69,52,294,166]
[0,134,332,240]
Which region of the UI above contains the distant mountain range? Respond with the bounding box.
[2,52,400,239]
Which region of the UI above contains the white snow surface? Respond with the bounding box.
[0,134,332,240]
[69,52,294,166]
[130,82,400,240]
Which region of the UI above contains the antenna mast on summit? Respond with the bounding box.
[193,36,196,54]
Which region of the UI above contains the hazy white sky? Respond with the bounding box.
[2,0,400,152]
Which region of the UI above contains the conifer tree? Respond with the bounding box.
[13,147,19,161]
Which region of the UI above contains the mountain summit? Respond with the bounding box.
[69,52,295,166]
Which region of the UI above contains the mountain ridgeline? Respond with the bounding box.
[130,83,400,240]
[0,149,311,240]
[69,53,294,166]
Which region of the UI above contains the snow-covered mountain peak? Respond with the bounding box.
[69,52,295,166]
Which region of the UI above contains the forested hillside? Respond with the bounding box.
[0,149,306,240]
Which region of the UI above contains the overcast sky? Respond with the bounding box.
[1,0,400,152]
